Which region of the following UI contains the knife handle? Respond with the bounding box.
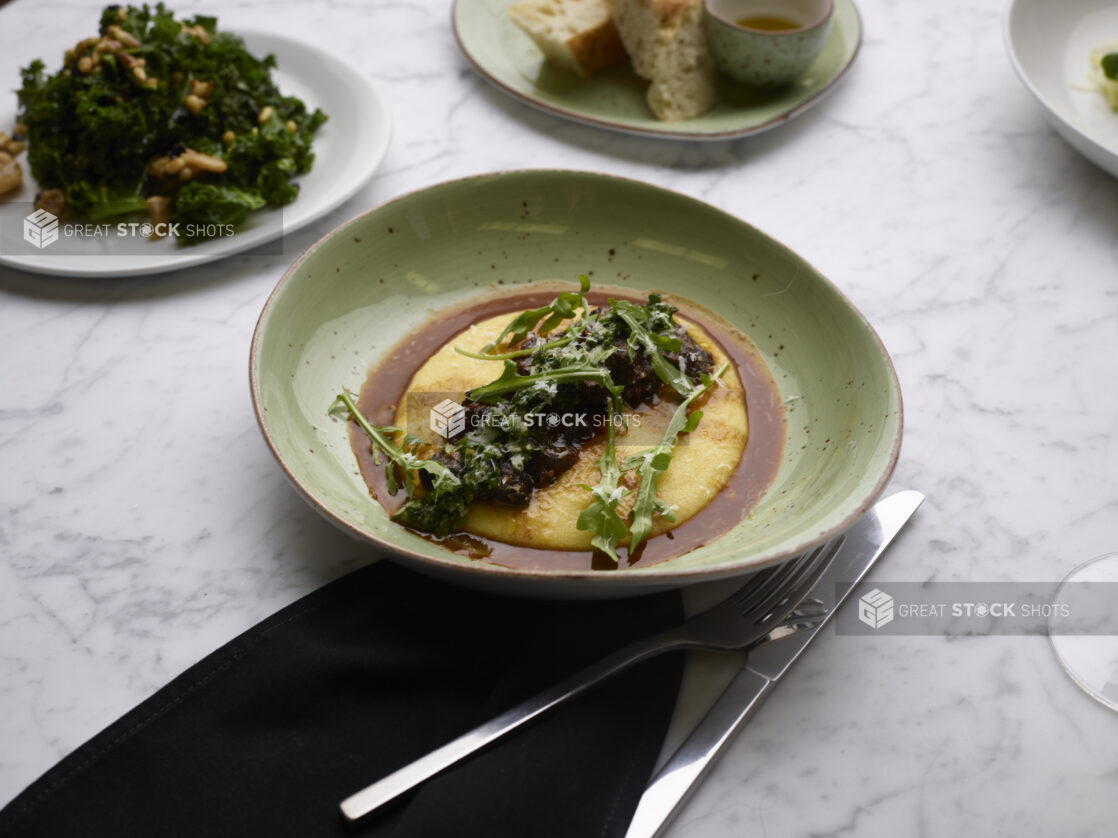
[339,637,671,822]
[624,668,773,838]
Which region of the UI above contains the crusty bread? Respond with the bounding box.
[609,0,718,121]
[507,0,627,77]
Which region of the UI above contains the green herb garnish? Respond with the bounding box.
[465,358,616,403]
[621,363,728,555]
[453,335,573,361]
[1102,52,1118,81]
[482,274,591,351]
[331,278,727,559]
[329,390,459,498]
[575,418,629,563]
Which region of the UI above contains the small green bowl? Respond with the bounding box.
[250,170,902,598]
[704,0,836,87]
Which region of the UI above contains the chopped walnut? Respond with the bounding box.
[71,37,99,55]
[66,32,153,84]
[184,79,214,114]
[117,52,145,71]
[105,25,139,49]
[145,196,173,237]
[180,149,227,173]
[149,147,227,182]
[0,152,22,195]
[150,154,185,178]
[93,39,122,57]
[0,127,25,157]
[180,23,210,45]
[34,188,68,217]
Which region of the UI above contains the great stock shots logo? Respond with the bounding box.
[429,399,467,439]
[423,397,643,442]
[858,588,895,629]
[835,579,1118,636]
[23,209,59,249]
[3,201,267,256]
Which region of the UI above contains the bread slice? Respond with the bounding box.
[609,0,718,121]
[507,0,627,77]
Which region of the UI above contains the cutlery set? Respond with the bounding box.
[341,490,925,834]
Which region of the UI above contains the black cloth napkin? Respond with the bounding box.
[0,561,684,838]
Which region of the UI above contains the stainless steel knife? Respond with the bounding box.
[623,489,925,838]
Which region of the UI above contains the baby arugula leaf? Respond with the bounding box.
[329,389,459,497]
[453,334,573,361]
[481,304,553,352]
[575,419,630,563]
[539,273,592,333]
[482,274,591,351]
[621,362,729,555]
[466,358,614,403]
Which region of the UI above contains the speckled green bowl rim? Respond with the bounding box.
[249,169,903,589]
[705,0,835,34]
[451,0,861,141]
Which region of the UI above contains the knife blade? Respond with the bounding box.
[623,489,925,838]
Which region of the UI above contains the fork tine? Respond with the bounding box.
[744,536,845,628]
[672,539,841,656]
[733,544,824,613]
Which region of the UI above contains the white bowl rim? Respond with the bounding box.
[1002,0,1118,174]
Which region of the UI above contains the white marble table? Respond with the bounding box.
[2,0,1117,834]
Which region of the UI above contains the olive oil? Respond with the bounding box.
[736,15,801,31]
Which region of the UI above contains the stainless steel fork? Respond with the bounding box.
[339,539,842,822]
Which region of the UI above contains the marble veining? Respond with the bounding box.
[2,0,1118,835]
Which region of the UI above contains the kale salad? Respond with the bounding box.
[331,278,730,562]
[15,3,327,243]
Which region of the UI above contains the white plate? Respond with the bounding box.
[0,30,391,277]
[1005,0,1118,179]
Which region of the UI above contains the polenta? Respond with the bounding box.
[331,278,750,562]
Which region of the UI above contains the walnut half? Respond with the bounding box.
[0,151,22,196]
[145,196,173,238]
[149,147,228,182]
[34,188,68,217]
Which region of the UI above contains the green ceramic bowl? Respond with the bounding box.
[250,170,902,598]
[704,0,836,88]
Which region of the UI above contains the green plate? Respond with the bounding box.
[452,0,862,140]
[250,170,901,597]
